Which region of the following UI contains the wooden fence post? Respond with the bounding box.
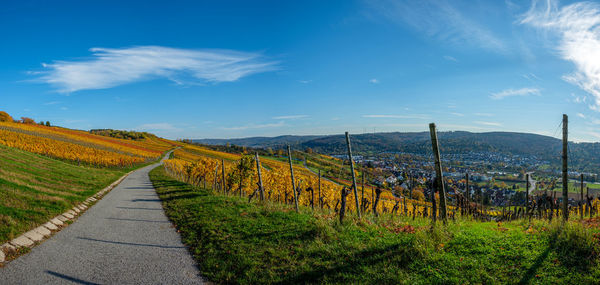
[214,164,219,190]
[465,173,469,212]
[318,170,322,209]
[581,173,584,220]
[562,114,569,222]
[345,132,361,218]
[221,159,226,194]
[288,145,300,213]
[525,173,530,219]
[255,152,265,201]
[429,123,447,223]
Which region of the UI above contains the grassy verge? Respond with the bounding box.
[150,166,600,284]
[0,145,143,244]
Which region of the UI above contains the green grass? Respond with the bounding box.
[0,145,133,244]
[150,166,600,284]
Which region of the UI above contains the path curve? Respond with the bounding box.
[0,151,204,284]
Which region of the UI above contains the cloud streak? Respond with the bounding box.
[222,121,285,131]
[490,87,540,100]
[475,121,502,127]
[367,0,506,53]
[521,0,600,110]
[37,46,278,92]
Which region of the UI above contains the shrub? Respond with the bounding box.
[0,111,13,122]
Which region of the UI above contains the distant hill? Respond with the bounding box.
[194,135,323,148]
[194,131,600,172]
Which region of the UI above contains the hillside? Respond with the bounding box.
[195,135,322,148]
[195,131,600,171]
[0,145,128,244]
[0,115,178,248]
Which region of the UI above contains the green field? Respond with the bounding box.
[150,166,600,284]
[0,145,133,244]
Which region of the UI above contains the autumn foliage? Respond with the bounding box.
[165,146,437,216]
[0,111,13,122]
[0,120,177,167]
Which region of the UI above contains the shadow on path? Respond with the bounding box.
[131,198,162,202]
[46,270,100,285]
[77,237,185,249]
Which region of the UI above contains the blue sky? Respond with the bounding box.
[1,0,600,141]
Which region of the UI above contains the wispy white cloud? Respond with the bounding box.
[443,55,459,62]
[44,101,60,105]
[298,80,312,84]
[450,112,464,117]
[367,0,506,53]
[522,73,541,81]
[475,121,502,127]
[37,46,278,92]
[369,78,379,84]
[222,121,285,131]
[490,87,540,100]
[272,115,308,120]
[474,112,494,117]
[521,0,600,110]
[577,113,586,119]
[362,114,428,119]
[137,123,181,131]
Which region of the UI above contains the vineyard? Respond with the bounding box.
[165,145,443,219]
[164,122,600,226]
[0,121,177,167]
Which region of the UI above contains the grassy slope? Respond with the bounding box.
[150,166,600,284]
[0,145,128,243]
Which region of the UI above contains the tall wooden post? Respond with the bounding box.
[214,165,219,190]
[288,145,299,213]
[581,173,584,220]
[429,123,447,223]
[255,153,265,201]
[562,114,569,221]
[465,173,470,210]
[221,159,226,194]
[318,169,322,209]
[238,164,243,198]
[345,132,362,218]
[526,173,530,217]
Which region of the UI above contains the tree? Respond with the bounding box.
[305,147,313,154]
[21,117,35,124]
[0,111,13,122]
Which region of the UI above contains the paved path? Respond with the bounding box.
[1,152,204,284]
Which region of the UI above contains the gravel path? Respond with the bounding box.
[0,152,204,284]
